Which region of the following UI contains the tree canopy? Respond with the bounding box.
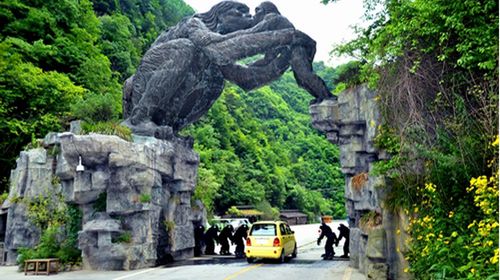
[0,0,193,192]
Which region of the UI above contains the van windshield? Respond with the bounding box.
[250,224,276,236]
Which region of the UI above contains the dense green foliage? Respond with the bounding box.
[18,189,83,267]
[0,0,193,193]
[325,0,498,278]
[184,67,346,220]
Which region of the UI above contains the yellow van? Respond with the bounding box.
[245,221,297,263]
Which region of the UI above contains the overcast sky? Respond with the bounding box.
[183,0,365,66]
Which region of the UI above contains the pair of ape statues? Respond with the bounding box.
[122,1,334,139]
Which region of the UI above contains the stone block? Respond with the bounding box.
[366,227,386,259]
[70,120,82,134]
[350,228,362,268]
[43,132,60,146]
[366,262,388,280]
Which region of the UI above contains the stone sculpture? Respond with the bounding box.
[122,1,334,139]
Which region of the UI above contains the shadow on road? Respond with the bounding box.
[161,254,350,268]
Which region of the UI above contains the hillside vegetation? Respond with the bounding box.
[323,0,498,278]
[183,66,346,219]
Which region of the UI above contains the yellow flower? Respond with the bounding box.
[425,183,436,193]
[491,249,499,264]
[404,268,409,273]
[492,135,499,147]
[451,231,458,238]
[470,268,476,274]
[448,211,454,218]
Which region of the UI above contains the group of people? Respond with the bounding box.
[317,220,350,260]
[194,223,250,258]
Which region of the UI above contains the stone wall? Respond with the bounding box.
[310,86,409,280]
[1,130,206,270]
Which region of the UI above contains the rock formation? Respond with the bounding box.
[310,85,410,280]
[2,129,205,270]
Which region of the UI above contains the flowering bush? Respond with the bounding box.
[406,138,499,279]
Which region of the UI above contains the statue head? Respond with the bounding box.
[253,1,281,23]
[195,1,253,34]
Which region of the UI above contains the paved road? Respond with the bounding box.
[0,221,365,280]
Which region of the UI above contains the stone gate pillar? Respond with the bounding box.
[310,86,409,280]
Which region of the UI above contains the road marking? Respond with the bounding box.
[342,267,353,280]
[224,263,264,280]
[112,268,158,280]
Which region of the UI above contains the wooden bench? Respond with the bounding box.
[24,258,59,276]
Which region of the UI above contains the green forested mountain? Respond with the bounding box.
[0,0,193,192]
[183,68,345,219]
[0,0,346,220]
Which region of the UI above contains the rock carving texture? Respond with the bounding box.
[122,1,334,139]
[310,85,409,280]
[2,131,206,270]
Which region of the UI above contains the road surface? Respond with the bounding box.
[0,221,365,280]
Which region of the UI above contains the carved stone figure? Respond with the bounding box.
[122,1,334,138]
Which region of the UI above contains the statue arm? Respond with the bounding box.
[187,14,295,47]
[221,48,291,91]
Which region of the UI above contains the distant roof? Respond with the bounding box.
[279,211,307,218]
[235,205,255,210]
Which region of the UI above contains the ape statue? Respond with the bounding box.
[337,224,350,258]
[317,220,338,260]
[204,224,220,255]
[232,224,249,258]
[122,1,334,139]
[221,1,332,102]
[193,223,205,257]
[219,224,234,255]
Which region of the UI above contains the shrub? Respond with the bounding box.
[139,193,151,203]
[113,232,132,244]
[0,192,8,205]
[225,206,242,217]
[406,138,499,279]
[81,121,132,141]
[71,93,119,123]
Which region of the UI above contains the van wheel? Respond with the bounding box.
[247,257,254,264]
[292,244,297,258]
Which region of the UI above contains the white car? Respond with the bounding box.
[229,218,251,229]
